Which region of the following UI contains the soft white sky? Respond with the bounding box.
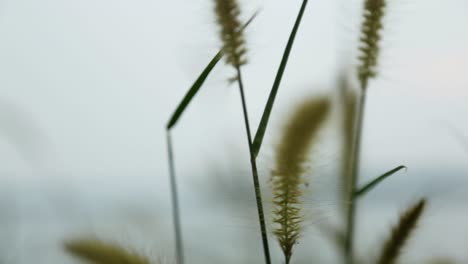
[0,0,467,263]
[1,0,467,175]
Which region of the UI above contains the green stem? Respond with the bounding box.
[344,82,368,264]
[236,66,271,264]
[166,131,185,264]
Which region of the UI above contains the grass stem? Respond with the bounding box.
[166,131,185,264]
[236,66,271,264]
[344,84,368,264]
[252,0,309,158]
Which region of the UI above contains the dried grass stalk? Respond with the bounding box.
[358,0,386,88]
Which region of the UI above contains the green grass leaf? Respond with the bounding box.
[166,51,223,130]
[164,11,260,264]
[252,0,309,157]
[166,10,259,130]
[354,165,407,198]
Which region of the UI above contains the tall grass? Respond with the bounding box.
[163,0,310,262]
[64,1,446,264]
[345,0,388,263]
[161,0,432,263]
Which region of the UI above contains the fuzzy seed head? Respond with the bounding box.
[358,0,386,89]
[214,0,247,68]
[64,238,150,264]
[377,199,427,264]
[271,96,331,262]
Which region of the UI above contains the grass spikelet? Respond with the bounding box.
[357,0,386,89]
[214,0,247,69]
[64,238,150,264]
[377,199,427,264]
[272,96,331,263]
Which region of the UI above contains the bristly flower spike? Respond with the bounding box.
[357,0,386,89]
[272,96,331,264]
[377,199,427,264]
[214,0,247,69]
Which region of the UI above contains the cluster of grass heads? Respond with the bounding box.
[63,0,463,263]
[163,0,425,263]
[271,97,331,264]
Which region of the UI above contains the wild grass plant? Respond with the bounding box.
[344,0,388,261]
[161,0,427,263]
[65,239,151,264]
[213,0,271,262]
[164,1,309,263]
[63,0,462,263]
[271,96,331,263]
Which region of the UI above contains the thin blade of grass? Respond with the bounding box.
[166,51,222,130]
[354,165,406,197]
[252,0,308,158]
[166,10,259,130]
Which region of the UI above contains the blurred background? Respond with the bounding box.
[1,0,467,263]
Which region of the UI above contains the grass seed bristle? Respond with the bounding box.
[214,0,247,68]
[358,0,386,89]
[272,96,331,263]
